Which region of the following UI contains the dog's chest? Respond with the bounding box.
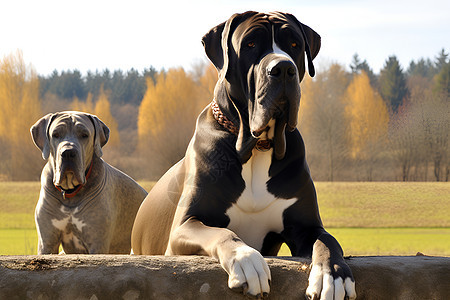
[225,146,296,251]
[51,206,87,251]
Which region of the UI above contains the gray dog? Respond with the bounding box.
[31,111,147,254]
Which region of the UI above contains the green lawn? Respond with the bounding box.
[316,182,450,227]
[0,229,37,255]
[3,227,449,256]
[1,181,449,256]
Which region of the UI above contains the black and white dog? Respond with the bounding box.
[132,11,356,300]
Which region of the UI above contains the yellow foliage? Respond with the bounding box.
[298,64,349,138]
[199,63,218,101]
[345,71,389,159]
[138,68,201,141]
[0,50,42,180]
[298,75,315,135]
[71,93,95,113]
[94,87,120,147]
[137,67,214,175]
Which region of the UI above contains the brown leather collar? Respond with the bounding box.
[211,98,239,135]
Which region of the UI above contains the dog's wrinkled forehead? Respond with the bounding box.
[230,12,302,54]
[231,14,270,49]
[48,112,94,138]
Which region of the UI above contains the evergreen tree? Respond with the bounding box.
[349,53,377,87]
[434,62,450,97]
[350,53,363,74]
[434,48,449,72]
[379,55,408,113]
[407,58,435,79]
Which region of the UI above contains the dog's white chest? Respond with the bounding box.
[226,122,296,251]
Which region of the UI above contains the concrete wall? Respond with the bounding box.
[1,255,449,299]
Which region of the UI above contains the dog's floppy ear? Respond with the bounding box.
[202,11,258,78]
[88,114,110,157]
[30,113,56,160]
[202,21,226,72]
[300,22,321,77]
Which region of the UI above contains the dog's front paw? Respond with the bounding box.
[224,245,271,298]
[305,261,356,300]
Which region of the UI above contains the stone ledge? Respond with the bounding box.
[0,255,449,299]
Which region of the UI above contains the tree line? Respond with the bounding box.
[0,49,448,181]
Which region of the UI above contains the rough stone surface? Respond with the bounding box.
[0,255,449,299]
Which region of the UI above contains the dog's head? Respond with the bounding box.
[31,111,109,191]
[202,11,320,161]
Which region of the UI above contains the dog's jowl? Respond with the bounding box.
[31,111,147,254]
[132,11,356,300]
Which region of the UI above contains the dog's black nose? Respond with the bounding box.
[61,148,77,160]
[268,60,296,79]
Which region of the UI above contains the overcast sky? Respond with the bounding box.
[1,0,449,76]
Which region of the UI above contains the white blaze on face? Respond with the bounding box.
[271,26,295,63]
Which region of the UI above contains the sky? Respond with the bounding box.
[1,0,449,76]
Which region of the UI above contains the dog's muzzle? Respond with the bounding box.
[250,54,300,160]
[54,143,85,190]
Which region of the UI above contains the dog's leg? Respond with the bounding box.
[305,233,356,300]
[167,217,271,297]
[36,223,60,254]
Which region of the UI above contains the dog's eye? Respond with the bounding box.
[81,133,89,139]
[247,41,256,48]
[291,42,297,48]
[52,132,60,139]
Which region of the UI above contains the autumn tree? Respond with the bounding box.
[0,51,42,180]
[95,87,120,147]
[345,71,389,180]
[198,63,217,102]
[71,93,95,112]
[299,63,350,181]
[138,67,212,178]
[389,103,419,181]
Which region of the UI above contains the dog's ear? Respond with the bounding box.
[202,11,258,78]
[88,114,110,157]
[300,22,321,76]
[202,21,226,72]
[30,113,56,160]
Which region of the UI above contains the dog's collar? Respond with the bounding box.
[55,160,94,200]
[211,98,239,136]
[211,99,273,151]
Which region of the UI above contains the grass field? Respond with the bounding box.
[1,181,449,256]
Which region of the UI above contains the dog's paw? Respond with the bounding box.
[305,262,356,300]
[225,245,271,298]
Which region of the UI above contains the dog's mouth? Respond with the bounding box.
[54,168,84,191]
[250,99,287,138]
[249,96,294,160]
